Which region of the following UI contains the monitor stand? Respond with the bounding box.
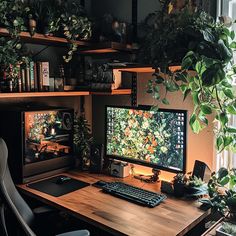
[133,169,161,183]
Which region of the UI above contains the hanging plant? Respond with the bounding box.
[47,0,92,62]
[140,0,236,152]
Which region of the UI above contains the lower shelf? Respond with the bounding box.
[0,89,132,98]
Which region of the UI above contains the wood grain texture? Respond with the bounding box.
[18,172,210,236]
[91,89,132,95]
[0,28,88,46]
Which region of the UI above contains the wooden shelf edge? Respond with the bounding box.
[79,42,135,54]
[0,90,131,98]
[91,89,132,95]
[0,28,89,46]
[0,91,90,98]
[118,65,182,73]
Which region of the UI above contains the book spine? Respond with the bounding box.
[25,65,30,92]
[29,61,35,91]
[37,62,43,92]
[41,62,50,92]
[20,67,26,92]
[34,63,38,92]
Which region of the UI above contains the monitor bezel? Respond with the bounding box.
[105,105,187,174]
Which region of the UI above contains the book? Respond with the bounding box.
[29,61,35,91]
[37,62,50,92]
[20,67,26,92]
[25,65,30,92]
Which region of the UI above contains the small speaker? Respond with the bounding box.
[89,144,104,173]
[192,160,211,182]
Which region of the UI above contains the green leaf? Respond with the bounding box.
[154,75,164,84]
[162,98,169,105]
[202,63,225,86]
[200,104,212,115]
[219,176,230,186]
[195,61,205,74]
[230,30,235,40]
[223,88,234,99]
[226,126,236,133]
[192,119,202,134]
[216,136,223,150]
[227,105,236,115]
[218,167,228,179]
[189,113,196,126]
[230,42,236,49]
[224,136,233,147]
[181,57,192,70]
[219,112,228,126]
[192,92,200,105]
[183,88,191,100]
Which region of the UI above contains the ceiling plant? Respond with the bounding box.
[140,0,236,152]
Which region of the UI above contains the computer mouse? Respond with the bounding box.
[56,176,71,185]
[92,180,108,188]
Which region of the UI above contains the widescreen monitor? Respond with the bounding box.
[105,106,187,173]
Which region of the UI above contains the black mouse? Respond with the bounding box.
[56,176,71,185]
[92,180,108,188]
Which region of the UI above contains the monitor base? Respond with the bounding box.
[134,169,161,183]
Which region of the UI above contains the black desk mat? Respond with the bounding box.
[27,175,90,197]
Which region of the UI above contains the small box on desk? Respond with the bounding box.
[110,161,130,178]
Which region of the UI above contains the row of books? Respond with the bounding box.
[18,62,50,92]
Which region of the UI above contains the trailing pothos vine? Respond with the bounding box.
[141,0,236,152]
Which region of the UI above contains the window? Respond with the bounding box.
[216,0,236,170]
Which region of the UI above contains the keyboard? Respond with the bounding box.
[101,181,166,207]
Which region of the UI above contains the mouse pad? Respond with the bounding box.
[27,175,90,197]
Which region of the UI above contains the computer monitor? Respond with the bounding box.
[105,105,187,173]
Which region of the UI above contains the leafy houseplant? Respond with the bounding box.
[0,0,29,90]
[141,0,236,152]
[173,173,187,197]
[201,168,236,220]
[217,222,236,236]
[73,113,93,170]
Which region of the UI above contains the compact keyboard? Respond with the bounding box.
[101,181,166,207]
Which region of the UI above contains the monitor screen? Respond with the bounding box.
[105,106,187,173]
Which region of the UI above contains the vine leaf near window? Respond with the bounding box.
[140,0,236,153]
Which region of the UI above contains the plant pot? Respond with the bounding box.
[173,182,185,197]
[216,226,232,236]
[29,19,37,36]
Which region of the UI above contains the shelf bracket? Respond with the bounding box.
[131,72,137,106]
[132,0,138,42]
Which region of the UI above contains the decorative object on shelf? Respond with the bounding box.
[85,62,122,91]
[73,113,93,170]
[200,168,236,220]
[92,14,131,44]
[141,0,236,153]
[216,222,236,236]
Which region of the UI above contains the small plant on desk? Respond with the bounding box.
[73,113,93,170]
[173,173,187,197]
[217,222,236,236]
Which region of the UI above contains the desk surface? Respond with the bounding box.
[18,171,210,236]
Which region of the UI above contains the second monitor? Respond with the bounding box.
[105,105,187,175]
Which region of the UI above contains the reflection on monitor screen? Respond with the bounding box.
[106,106,187,173]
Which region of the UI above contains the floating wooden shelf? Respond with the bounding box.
[0,91,90,98]
[0,89,131,98]
[79,42,135,54]
[0,28,89,47]
[90,89,132,95]
[118,65,181,73]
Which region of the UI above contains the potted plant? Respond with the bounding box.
[173,173,187,197]
[73,113,93,170]
[216,222,236,236]
[201,168,236,221]
[140,0,236,153]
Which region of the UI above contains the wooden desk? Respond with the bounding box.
[18,171,210,236]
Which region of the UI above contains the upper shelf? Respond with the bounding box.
[0,28,89,47]
[79,41,136,54]
[0,89,131,99]
[118,65,182,73]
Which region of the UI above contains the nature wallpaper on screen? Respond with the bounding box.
[106,107,185,171]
